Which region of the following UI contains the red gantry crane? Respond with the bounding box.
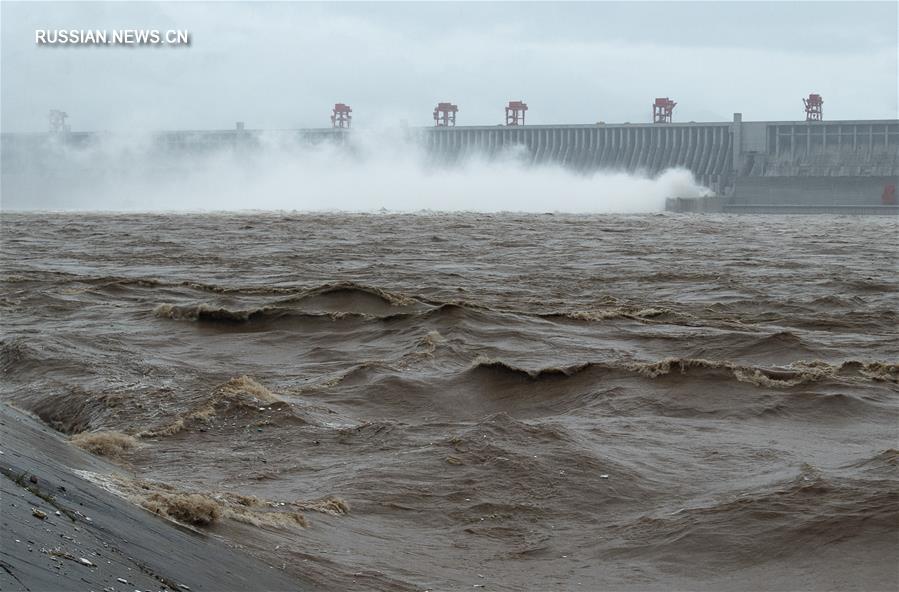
[433,102,458,127]
[48,109,69,134]
[505,100,528,126]
[803,93,823,121]
[331,103,352,128]
[652,98,676,123]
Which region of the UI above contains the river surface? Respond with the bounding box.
[2,212,897,591]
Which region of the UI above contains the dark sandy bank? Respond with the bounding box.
[0,403,312,592]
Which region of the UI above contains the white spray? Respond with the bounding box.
[3,127,712,212]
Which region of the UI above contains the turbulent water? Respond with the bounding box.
[1,212,897,591]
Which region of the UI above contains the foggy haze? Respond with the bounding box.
[1,131,712,212]
[2,1,896,132]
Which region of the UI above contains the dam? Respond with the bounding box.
[2,115,898,213]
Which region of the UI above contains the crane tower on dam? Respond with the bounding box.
[331,103,352,129]
[804,93,823,122]
[505,101,528,126]
[434,102,458,127]
[652,98,677,124]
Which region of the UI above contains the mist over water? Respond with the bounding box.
[4,129,712,212]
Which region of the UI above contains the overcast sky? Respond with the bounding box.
[2,1,897,132]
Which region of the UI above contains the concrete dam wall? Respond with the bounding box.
[421,123,734,193]
[2,117,897,212]
[418,118,899,210]
[726,120,899,212]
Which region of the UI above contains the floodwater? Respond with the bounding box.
[2,212,897,591]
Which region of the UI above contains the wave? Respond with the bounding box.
[275,282,420,308]
[274,348,899,421]
[627,357,899,387]
[44,272,884,343]
[138,376,307,438]
[844,449,899,477]
[15,385,123,435]
[540,307,677,323]
[24,272,785,331]
[152,302,381,323]
[74,471,342,530]
[627,357,829,388]
[149,302,463,327]
[0,338,39,375]
[283,353,898,425]
[15,272,427,311]
[153,282,431,324]
[329,412,660,528]
[730,330,819,356]
[469,356,592,379]
[609,469,899,560]
[466,356,891,389]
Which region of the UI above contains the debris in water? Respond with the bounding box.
[31,508,47,519]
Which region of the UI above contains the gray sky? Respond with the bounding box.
[2,1,897,132]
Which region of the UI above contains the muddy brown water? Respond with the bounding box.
[2,212,897,591]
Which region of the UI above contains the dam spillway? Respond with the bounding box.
[2,116,898,212]
[424,123,734,192]
[422,117,899,211]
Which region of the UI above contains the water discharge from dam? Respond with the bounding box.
[3,129,712,212]
[4,117,896,212]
